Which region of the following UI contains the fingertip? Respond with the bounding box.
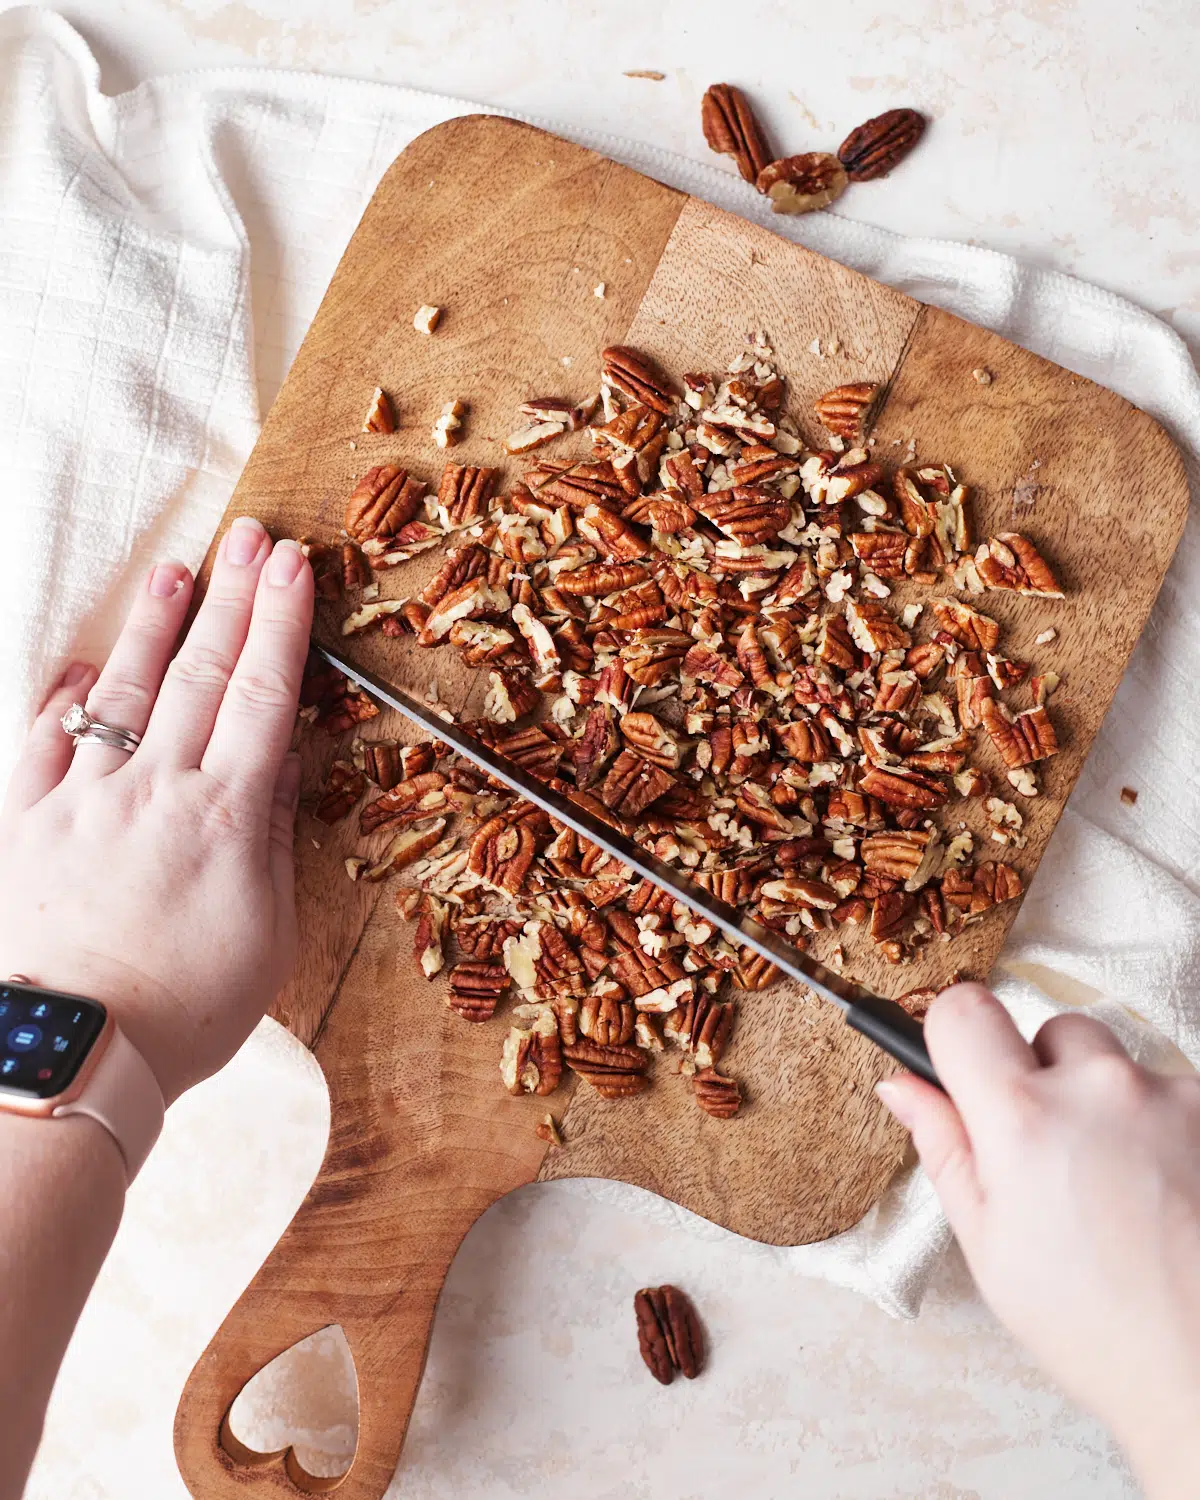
[265,539,305,588]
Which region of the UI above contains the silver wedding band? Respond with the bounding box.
[61,703,142,755]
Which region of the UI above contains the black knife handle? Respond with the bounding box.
[846,995,943,1090]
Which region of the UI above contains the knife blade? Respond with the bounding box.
[311,640,941,1089]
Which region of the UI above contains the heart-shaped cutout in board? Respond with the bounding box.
[222,1324,358,1492]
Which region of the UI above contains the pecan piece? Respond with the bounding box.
[837,108,926,181]
[931,598,1001,654]
[974,533,1064,598]
[411,895,448,979]
[483,669,540,725]
[563,1038,648,1098]
[579,992,636,1047]
[353,739,404,791]
[850,531,908,579]
[359,770,448,834]
[573,704,621,789]
[447,960,509,1022]
[314,760,366,824]
[953,650,995,731]
[813,383,878,443]
[620,711,682,770]
[858,765,949,810]
[694,1069,743,1118]
[418,579,511,646]
[845,598,911,654]
[756,153,848,215]
[362,819,447,881]
[344,464,426,541]
[468,813,539,894]
[980,699,1059,767]
[634,1285,704,1384]
[455,914,524,961]
[700,83,772,183]
[942,860,1023,916]
[501,1005,563,1095]
[600,750,675,818]
[362,386,396,433]
[601,346,678,416]
[681,643,745,693]
[555,561,650,597]
[577,505,650,563]
[733,950,781,991]
[435,463,497,529]
[696,486,790,544]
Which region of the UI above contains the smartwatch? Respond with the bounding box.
[0,979,164,1182]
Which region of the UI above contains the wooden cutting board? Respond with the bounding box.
[174,116,1188,1498]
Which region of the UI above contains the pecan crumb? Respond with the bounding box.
[1120,786,1138,806]
[972,367,993,386]
[624,69,666,80]
[413,304,442,335]
[535,1113,564,1146]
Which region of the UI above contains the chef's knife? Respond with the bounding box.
[311,640,942,1089]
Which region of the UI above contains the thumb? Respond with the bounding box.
[877,1075,984,1247]
[267,751,302,912]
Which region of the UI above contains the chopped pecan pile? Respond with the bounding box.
[298,330,1065,1119]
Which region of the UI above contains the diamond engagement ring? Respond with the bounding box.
[60,703,142,755]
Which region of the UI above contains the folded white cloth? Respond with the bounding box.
[2,0,1199,1326]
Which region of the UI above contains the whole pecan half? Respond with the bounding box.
[360,770,448,834]
[838,108,926,182]
[756,153,848,215]
[634,1284,704,1384]
[696,486,790,545]
[601,346,678,415]
[814,382,879,442]
[436,463,497,529]
[353,739,404,791]
[700,83,772,184]
[563,1038,648,1098]
[344,464,426,540]
[447,960,509,1022]
[693,1069,743,1118]
[600,749,675,819]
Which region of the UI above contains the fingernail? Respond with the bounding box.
[266,539,303,587]
[148,561,188,598]
[226,517,266,567]
[63,661,94,687]
[875,1080,913,1126]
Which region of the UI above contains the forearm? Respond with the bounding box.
[0,1111,125,1499]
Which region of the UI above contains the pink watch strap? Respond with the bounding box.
[54,1024,165,1181]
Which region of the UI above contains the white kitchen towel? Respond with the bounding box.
[2,2,1199,1334]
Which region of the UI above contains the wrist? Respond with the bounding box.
[0,956,184,1104]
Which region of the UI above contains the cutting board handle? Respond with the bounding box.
[172,1155,468,1499]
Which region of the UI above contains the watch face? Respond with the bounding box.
[0,985,107,1100]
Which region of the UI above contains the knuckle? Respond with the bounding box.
[229,664,296,716]
[1079,1051,1146,1103]
[90,670,154,716]
[168,645,234,695]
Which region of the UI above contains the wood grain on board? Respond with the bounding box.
[175,116,1189,1499]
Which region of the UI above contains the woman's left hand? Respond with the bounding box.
[0,517,314,1104]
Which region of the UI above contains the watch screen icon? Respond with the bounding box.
[30,1003,49,1020]
[1,1058,17,1075]
[7,1025,42,1053]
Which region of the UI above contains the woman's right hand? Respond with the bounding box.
[878,983,1200,1500]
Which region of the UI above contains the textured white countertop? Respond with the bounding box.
[30,1,1200,1495]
